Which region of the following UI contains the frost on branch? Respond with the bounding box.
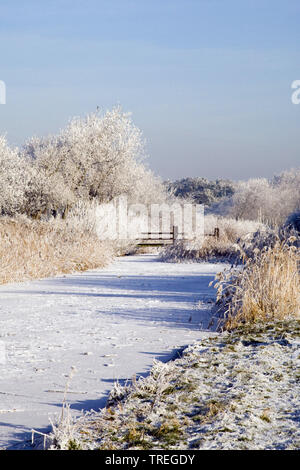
[0,107,167,219]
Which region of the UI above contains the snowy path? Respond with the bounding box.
[0,254,225,449]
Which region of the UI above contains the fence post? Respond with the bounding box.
[159,211,162,240]
[214,227,220,239]
[172,225,178,244]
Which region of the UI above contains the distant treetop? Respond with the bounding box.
[164,177,235,206]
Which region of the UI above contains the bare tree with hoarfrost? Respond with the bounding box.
[0,136,31,216]
[271,169,300,216]
[220,170,300,226]
[227,178,272,222]
[21,107,167,218]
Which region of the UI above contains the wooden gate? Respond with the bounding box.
[137,225,219,246]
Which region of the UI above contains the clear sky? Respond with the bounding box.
[0,0,299,180]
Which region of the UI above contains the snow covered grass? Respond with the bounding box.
[0,216,114,284]
[42,320,300,450]
[160,215,263,263]
[211,237,300,330]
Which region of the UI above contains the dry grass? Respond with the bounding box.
[160,216,263,263]
[212,237,300,330]
[0,216,114,284]
[204,215,263,243]
[159,237,239,263]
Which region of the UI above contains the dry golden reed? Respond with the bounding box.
[160,215,263,263]
[214,238,300,330]
[0,217,113,284]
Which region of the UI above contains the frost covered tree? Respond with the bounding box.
[22,107,167,217]
[0,136,30,216]
[165,177,235,206]
[220,169,300,226]
[271,169,300,217]
[22,136,76,218]
[228,178,273,222]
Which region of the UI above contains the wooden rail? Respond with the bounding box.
[136,226,219,246]
[207,227,220,239]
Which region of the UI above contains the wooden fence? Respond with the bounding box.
[137,225,219,246]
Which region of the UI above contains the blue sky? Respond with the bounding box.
[0,0,299,180]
